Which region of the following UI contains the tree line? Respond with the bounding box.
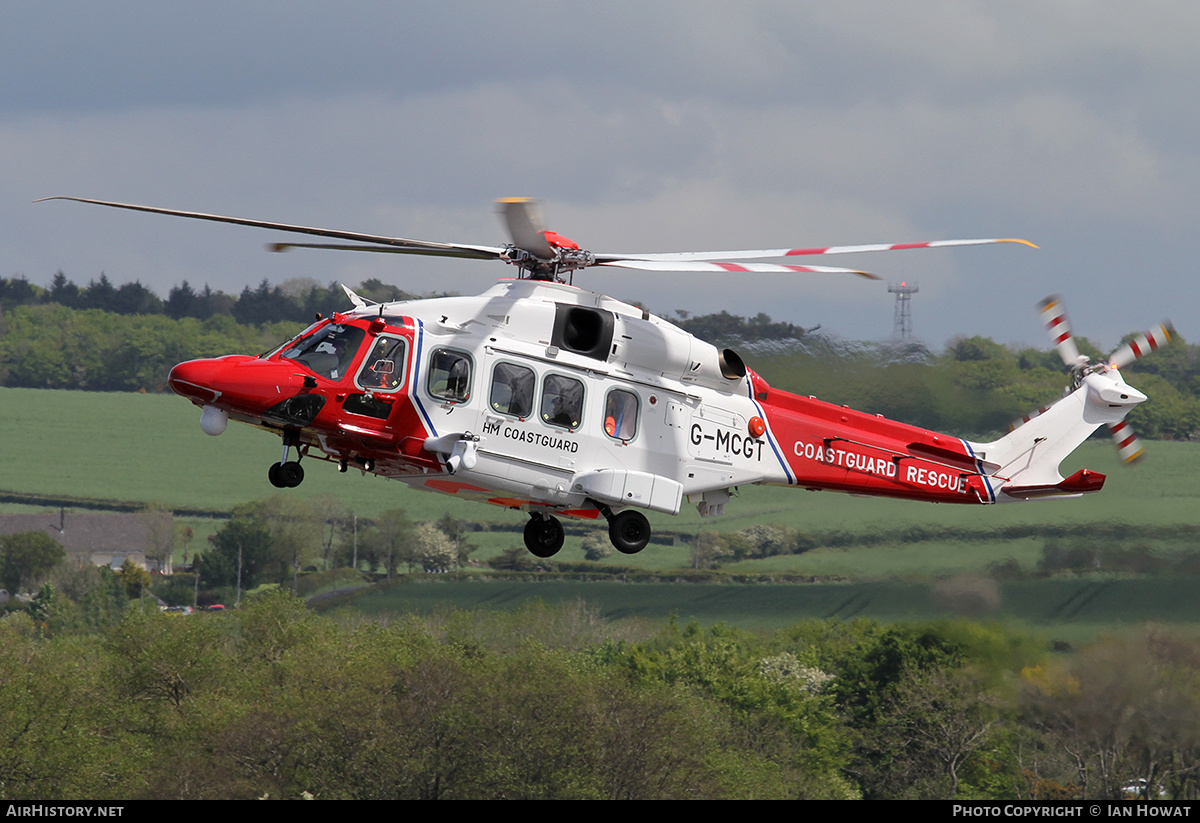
[0,272,416,324]
[190,496,471,599]
[3,272,1198,438]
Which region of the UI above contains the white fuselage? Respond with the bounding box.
[363,279,780,515]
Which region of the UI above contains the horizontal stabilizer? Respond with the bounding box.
[1001,468,1106,499]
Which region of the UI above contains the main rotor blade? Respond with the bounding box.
[40,196,505,259]
[45,195,1033,283]
[1037,296,1086,370]
[597,259,879,279]
[1108,321,1175,369]
[268,242,499,259]
[497,197,556,259]
[593,237,1037,264]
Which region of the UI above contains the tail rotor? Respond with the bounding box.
[1024,295,1172,464]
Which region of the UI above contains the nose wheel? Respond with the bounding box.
[268,432,305,488]
[268,461,305,488]
[523,513,565,558]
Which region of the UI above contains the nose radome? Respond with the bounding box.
[168,358,226,403]
[168,354,271,405]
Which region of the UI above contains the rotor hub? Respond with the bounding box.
[499,244,596,282]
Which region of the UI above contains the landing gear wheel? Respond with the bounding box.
[272,431,305,488]
[280,461,305,488]
[524,515,565,558]
[269,461,304,488]
[608,510,651,554]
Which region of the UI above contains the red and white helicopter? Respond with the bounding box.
[48,196,1171,557]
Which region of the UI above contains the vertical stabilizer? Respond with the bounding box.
[968,369,1146,500]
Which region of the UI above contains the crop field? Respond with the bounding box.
[340,576,1200,643]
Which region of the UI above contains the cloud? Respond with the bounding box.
[4,2,1200,346]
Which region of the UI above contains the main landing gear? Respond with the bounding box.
[590,500,651,555]
[521,506,653,558]
[524,513,565,558]
[606,509,651,555]
[268,431,305,488]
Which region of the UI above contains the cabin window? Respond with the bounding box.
[281,323,365,381]
[540,374,584,430]
[490,362,535,418]
[427,348,472,403]
[356,335,407,392]
[603,389,639,441]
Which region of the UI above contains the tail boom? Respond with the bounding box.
[752,366,1142,506]
[754,376,997,505]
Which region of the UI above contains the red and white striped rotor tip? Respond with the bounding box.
[1037,296,1086,370]
[1108,420,1145,463]
[1109,322,1175,370]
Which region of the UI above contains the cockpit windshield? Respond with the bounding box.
[261,319,324,359]
[280,322,366,381]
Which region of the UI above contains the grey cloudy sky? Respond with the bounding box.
[4,1,1198,351]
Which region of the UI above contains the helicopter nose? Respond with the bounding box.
[169,355,309,410]
[168,358,228,404]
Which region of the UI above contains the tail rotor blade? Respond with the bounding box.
[1108,321,1175,369]
[1108,420,1145,463]
[1038,296,1086,369]
[497,197,556,259]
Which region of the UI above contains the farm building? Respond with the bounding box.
[0,509,174,574]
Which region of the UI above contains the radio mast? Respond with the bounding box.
[888,281,918,338]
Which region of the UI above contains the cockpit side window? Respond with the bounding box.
[356,335,408,392]
[427,348,472,403]
[541,374,584,430]
[281,324,366,380]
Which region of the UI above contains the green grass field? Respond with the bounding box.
[0,387,462,518]
[4,387,1200,634]
[4,385,1197,527]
